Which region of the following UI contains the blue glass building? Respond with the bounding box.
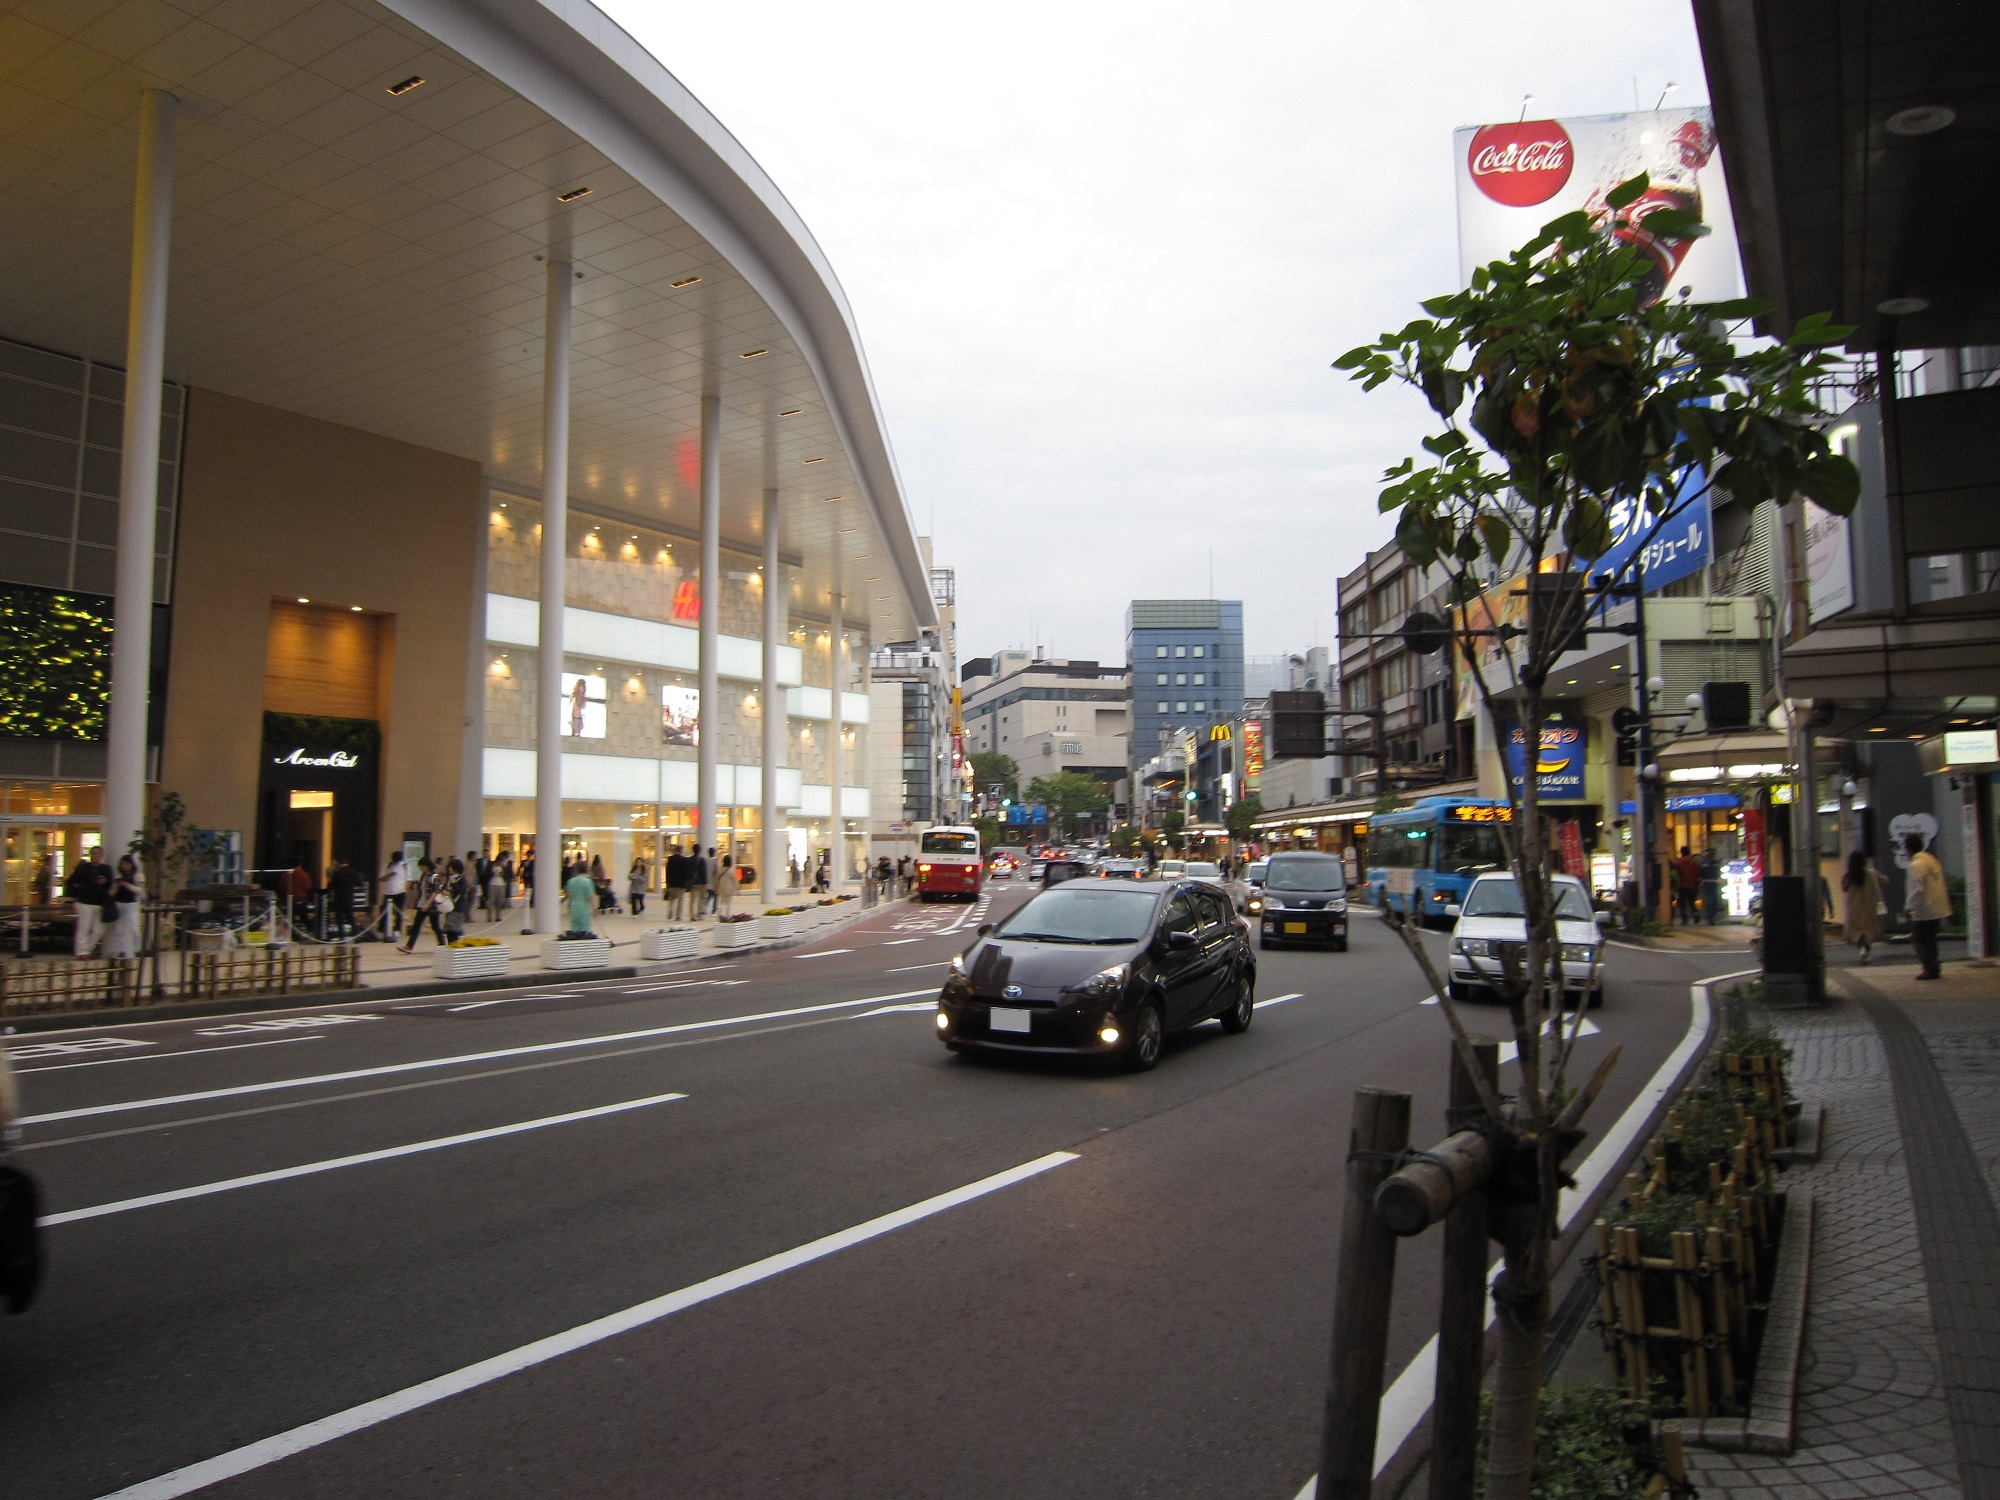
[1125,599,1245,789]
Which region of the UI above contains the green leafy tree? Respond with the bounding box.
[1107,825,1142,856]
[129,790,202,900]
[1334,175,1856,1500]
[1026,770,1110,839]
[971,815,1001,850]
[1159,808,1185,855]
[968,752,1019,803]
[1224,794,1263,845]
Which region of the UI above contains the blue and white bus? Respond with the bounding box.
[1365,797,1513,924]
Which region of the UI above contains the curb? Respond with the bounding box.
[1686,1188,1813,1455]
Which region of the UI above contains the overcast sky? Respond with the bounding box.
[601,0,1713,665]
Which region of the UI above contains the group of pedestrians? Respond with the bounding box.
[61,846,142,958]
[1667,845,1728,925]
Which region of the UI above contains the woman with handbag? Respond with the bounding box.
[102,854,143,959]
[398,858,448,952]
[441,858,473,942]
[1841,849,1886,964]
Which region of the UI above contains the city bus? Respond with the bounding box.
[1365,797,1512,925]
[915,825,983,901]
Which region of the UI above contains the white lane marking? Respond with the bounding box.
[97,1150,1080,1500]
[792,949,853,960]
[853,1001,940,1017]
[881,938,924,946]
[193,1015,383,1037]
[14,1037,322,1075]
[886,962,948,973]
[1290,973,1733,1496]
[18,990,937,1127]
[446,993,586,1013]
[1496,1018,1599,1066]
[6,1037,154,1060]
[1252,992,1305,1010]
[620,982,713,994]
[42,1093,688,1228]
[938,896,992,935]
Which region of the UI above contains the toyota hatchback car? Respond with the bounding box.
[1256,852,1349,950]
[1446,873,1606,1007]
[936,880,1255,1071]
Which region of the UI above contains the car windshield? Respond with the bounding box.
[921,831,977,854]
[998,886,1157,943]
[1245,862,1268,883]
[1461,877,1594,922]
[1266,857,1344,892]
[1185,862,1220,878]
[1436,824,1507,876]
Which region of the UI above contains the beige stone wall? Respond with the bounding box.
[488,655,760,766]
[162,389,481,857]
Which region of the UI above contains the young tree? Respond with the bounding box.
[968,752,1019,804]
[1026,770,1111,839]
[1224,793,1263,845]
[1334,176,1856,1499]
[1107,824,1142,856]
[1159,808,1186,855]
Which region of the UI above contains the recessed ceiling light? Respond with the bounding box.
[1953,717,1972,724]
[557,186,591,203]
[739,348,768,359]
[1877,296,1929,316]
[386,75,426,96]
[779,408,803,417]
[351,605,363,612]
[670,275,701,289]
[803,456,826,464]
[296,597,310,604]
[1869,726,1887,733]
[1886,105,1956,137]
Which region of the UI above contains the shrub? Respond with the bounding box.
[1475,1384,1654,1499]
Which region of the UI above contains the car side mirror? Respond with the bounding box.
[977,923,993,936]
[1594,911,1611,927]
[1164,929,1197,951]
[1445,904,1462,918]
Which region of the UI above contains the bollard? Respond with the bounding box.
[1318,1087,1412,1500]
[1429,1037,1500,1500]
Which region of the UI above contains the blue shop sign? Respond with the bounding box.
[1505,713,1588,802]
[1618,793,1741,814]
[1592,467,1710,595]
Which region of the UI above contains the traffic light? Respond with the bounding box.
[1611,704,1642,766]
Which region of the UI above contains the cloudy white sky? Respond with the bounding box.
[601,0,1713,665]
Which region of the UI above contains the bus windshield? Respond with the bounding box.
[1436,824,1507,876]
[921,830,978,855]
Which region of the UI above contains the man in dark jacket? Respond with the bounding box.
[664,845,691,921]
[327,859,360,939]
[65,848,111,957]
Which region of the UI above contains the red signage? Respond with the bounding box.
[1743,809,1766,885]
[1558,819,1586,880]
[671,580,700,622]
[1467,119,1575,206]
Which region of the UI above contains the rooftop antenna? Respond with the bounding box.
[1518,93,1534,122]
[1654,81,1678,112]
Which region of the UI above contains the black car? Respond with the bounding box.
[1041,858,1091,887]
[936,879,1255,1071]
[1256,851,1349,951]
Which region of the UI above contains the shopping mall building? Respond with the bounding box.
[0,0,933,920]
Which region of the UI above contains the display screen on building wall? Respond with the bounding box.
[0,584,112,740]
[560,674,606,738]
[662,684,699,747]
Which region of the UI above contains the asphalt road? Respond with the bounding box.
[1,885,1756,1499]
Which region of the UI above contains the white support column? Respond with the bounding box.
[533,257,572,935]
[104,89,176,865]
[760,486,783,909]
[697,394,721,878]
[828,584,844,886]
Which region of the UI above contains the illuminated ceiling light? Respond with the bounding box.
[386,75,426,96]
[557,185,592,203]
[779,408,803,417]
[1953,717,1972,724]
[1877,296,1929,316]
[1886,105,1956,136]
[296,597,310,604]
[739,348,768,359]
[350,605,363,612]
[670,275,701,289]
[1868,726,1887,733]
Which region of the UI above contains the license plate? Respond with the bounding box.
[1285,922,1307,934]
[990,1007,1032,1034]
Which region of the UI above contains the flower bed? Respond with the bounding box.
[639,927,700,961]
[713,916,758,949]
[759,910,800,941]
[431,942,509,980]
[541,936,613,971]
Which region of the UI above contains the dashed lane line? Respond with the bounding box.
[791,949,853,960]
[41,1092,687,1228]
[16,990,937,1129]
[13,1036,325,1075]
[95,1151,1080,1500]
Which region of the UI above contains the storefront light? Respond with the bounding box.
[1725,763,1786,779]
[1667,766,1723,782]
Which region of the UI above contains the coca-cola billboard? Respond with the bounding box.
[1453,108,1743,306]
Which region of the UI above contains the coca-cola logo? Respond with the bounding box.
[1467,120,1574,207]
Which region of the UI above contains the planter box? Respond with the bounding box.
[712,923,759,949]
[640,928,700,961]
[541,936,613,971]
[759,914,800,942]
[431,944,510,980]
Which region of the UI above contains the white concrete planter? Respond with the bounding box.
[541,936,613,971]
[640,927,700,961]
[759,913,800,942]
[712,923,758,949]
[431,944,510,980]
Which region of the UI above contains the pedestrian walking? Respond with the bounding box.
[1903,833,1950,980]
[441,858,473,942]
[65,846,110,957]
[565,861,597,935]
[1672,847,1700,925]
[1841,849,1886,963]
[472,850,491,917]
[487,853,508,922]
[399,858,448,952]
[896,855,909,894]
[628,855,648,917]
[716,852,735,916]
[664,844,690,920]
[327,858,360,939]
[102,855,143,959]
[687,845,711,918]
[378,851,407,942]
[519,850,535,905]
[788,855,800,891]
[1698,850,1724,926]
[33,853,54,906]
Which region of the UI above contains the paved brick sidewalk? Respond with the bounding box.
[1686,988,1962,1499]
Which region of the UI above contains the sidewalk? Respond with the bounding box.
[1686,952,2000,1500]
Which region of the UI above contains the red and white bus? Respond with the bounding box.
[915,825,983,901]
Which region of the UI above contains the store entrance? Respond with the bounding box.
[255,716,379,885]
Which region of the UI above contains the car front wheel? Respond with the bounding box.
[1125,1003,1164,1071]
[1219,973,1254,1033]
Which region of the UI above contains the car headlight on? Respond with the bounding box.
[948,952,966,975]
[1452,937,1492,958]
[1247,897,1262,913]
[1070,962,1130,1000]
[1560,944,1598,964]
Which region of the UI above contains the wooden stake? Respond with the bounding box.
[1429,1037,1498,1500]
[1319,1087,1411,1500]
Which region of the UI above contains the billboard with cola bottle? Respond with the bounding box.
[1452,109,1744,306]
